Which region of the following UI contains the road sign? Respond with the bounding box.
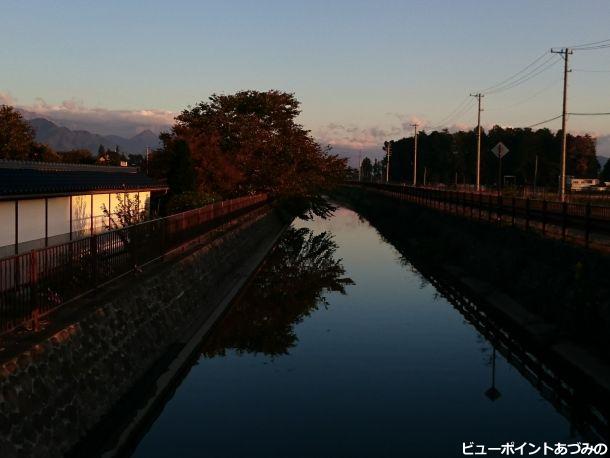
[491,142,509,158]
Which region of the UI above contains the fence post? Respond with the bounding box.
[525,198,530,230]
[542,200,547,235]
[461,192,465,216]
[488,195,492,222]
[585,202,591,248]
[562,201,567,241]
[30,250,40,331]
[512,197,516,226]
[497,195,502,225]
[479,193,482,220]
[90,234,98,285]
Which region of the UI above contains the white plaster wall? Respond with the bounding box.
[47,197,70,237]
[18,199,45,243]
[0,201,16,248]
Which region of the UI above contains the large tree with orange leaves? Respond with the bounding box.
[154,90,347,217]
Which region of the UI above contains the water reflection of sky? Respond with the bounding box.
[133,207,577,458]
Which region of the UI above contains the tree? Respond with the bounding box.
[102,193,148,269]
[127,153,144,168]
[0,105,36,160]
[600,159,610,182]
[30,143,60,162]
[155,90,347,218]
[383,126,600,188]
[59,149,96,164]
[361,157,373,181]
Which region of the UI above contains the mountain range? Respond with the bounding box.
[27,117,161,155]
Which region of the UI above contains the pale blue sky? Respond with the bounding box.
[2,0,610,155]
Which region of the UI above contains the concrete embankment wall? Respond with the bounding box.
[0,206,288,458]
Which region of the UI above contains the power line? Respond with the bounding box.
[569,111,610,116]
[429,95,471,128]
[487,76,562,111]
[484,55,561,95]
[569,44,610,51]
[428,97,476,131]
[569,38,610,49]
[481,51,549,93]
[524,114,562,129]
[573,68,610,73]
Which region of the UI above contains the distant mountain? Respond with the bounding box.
[597,135,610,160]
[27,118,160,154]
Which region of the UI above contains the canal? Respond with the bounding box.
[131,206,590,457]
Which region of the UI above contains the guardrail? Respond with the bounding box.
[0,194,269,336]
[348,182,610,250]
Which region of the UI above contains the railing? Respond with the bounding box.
[348,182,610,250]
[0,194,269,336]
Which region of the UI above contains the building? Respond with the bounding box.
[0,160,168,257]
[567,177,599,191]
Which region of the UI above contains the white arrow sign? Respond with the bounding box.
[491,142,509,159]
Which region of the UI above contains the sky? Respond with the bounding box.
[2,0,610,159]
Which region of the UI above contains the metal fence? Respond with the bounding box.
[0,194,269,335]
[349,182,610,250]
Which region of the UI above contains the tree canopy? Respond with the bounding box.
[151,90,347,217]
[0,105,37,160]
[379,126,599,187]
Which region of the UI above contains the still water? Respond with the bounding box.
[132,207,582,457]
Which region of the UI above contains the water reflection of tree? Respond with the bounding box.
[202,227,354,357]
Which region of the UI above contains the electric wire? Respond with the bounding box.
[480,51,550,93]
[484,56,561,95]
[569,38,610,48]
[569,112,610,116]
[524,114,562,129]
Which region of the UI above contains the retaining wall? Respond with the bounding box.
[0,207,287,458]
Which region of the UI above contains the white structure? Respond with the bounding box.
[567,177,599,191]
[0,160,167,257]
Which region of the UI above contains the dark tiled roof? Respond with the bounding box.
[0,167,167,198]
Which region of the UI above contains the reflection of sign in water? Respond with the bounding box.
[491,142,509,159]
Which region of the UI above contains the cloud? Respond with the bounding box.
[313,113,464,155]
[0,91,16,105]
[1,92,175,137]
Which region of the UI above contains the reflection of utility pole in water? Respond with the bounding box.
[485,347,502,402]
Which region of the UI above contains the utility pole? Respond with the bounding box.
[145,146,151,175]
[470,93,484,192]
[410,123,419,186]
[358,152,362,182]
[386,143,391,183]
[551,47,572,201]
